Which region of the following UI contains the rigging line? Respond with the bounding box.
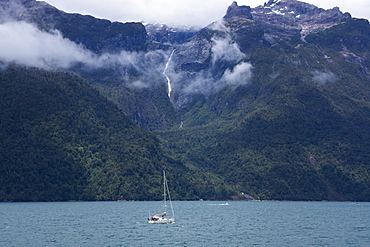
[166,176,175,219]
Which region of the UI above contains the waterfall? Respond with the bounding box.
[163,49,175,98]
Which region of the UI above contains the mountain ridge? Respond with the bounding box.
[0,0,369,201]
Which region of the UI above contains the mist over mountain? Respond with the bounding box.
[1,0,370,201]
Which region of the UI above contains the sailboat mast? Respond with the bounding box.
[163,170,167,209]
[148,170,175,224]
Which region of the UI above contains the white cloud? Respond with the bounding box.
[181,61,253,94]
[128,80,150,89]
[0,21,171,80]
[211,36,246,65]
[312,70,337,85]
[182,71,213,94]
[44,0,254,27]
[0,21,95,69]
[178,35,252,95]
[44,0,370,27]
[222,62,253,85]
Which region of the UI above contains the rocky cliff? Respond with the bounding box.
[148,0,355,112]
[0,0,148,53]
[1,0,370,201]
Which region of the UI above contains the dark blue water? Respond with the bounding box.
[1,201,369,246]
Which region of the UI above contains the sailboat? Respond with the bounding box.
[148,170,175,224]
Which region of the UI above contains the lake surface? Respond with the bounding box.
[0,201,369,246]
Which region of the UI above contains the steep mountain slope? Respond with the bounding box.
[0,0,147,53]
[154,0,370,201]
[0,65,237,201]
[0,0,370,201]
[0,65,156,201]
[0,0,179,130]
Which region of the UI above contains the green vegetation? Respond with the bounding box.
[1,15,370,202]
[0,65,236,201]
[154,20,370,201]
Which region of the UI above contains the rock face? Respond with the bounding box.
[0,0,362,120]
[224,1,253,20]
[251,0,351,42]
[160,0,354,110]
[146,24,198,47]
[0,0,148,53]
[1,0,370,201]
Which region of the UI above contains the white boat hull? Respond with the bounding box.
[148,218,175,224]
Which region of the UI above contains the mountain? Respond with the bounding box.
[160,0,370,201]
[0,0,370,201]
[0,0,182,130]
[0,0,147,53]
[0,64,161,201]
[0,65,238,201]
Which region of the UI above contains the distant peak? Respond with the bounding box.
[226,1,239,14]
[224,1,253,20]
[231,1,238,8]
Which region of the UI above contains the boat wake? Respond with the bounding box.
[208,203,230,206]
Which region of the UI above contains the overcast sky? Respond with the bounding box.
[43,0,370,27]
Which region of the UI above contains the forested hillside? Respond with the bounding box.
[0,65,236,201]
[1,0,370,201]
[155,17,370,201]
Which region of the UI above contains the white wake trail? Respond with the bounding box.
[163,49,175,98]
